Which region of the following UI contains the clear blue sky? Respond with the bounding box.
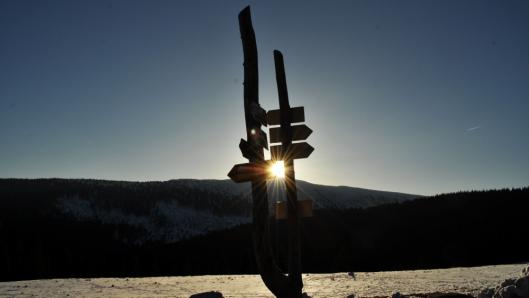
[1,0,528,195]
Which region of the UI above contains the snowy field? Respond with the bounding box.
[0,264,526,297]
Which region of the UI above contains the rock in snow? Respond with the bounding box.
[477,265,529,298]
[523,266,529,277]
[189,291,224,298]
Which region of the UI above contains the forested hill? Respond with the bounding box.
[155,187,529,276]
[0,178,418,244]
[1,179,527,281]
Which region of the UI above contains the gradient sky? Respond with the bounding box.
[1,0,528,195]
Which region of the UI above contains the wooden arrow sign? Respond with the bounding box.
[249,128,268,150]
[267,106,305,126]
[239,139,262,161]
[228,162,271,183]
[250,102,267,127]
[275,199,313,220]
[269,124,312,144]
[270,142,314,161]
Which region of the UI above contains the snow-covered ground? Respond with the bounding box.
[0,264,526,297]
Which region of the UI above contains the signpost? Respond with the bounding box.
[270,142,314,161]
[267,106,305,125]
[269,124,312,144]
[228,162,272,183]
[228,6,314,298]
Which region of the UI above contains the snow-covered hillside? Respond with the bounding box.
[294,180,419,209]
[1,263,526,297]
[171,179,419,210]
[57,195,249,244]
[53,179,419,243]
[0,178,419,244]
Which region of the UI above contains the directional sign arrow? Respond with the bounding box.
[249,128,268,150]
[250,102,267,127]
[239,139,262,161]
[275,199,313,220]
[269,124,312,144]
[270,142,314,161]
[228,161,273,183]
[267,106,305,126]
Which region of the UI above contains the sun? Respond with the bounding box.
[269,161,285,179]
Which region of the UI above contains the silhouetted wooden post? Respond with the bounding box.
[229,6,313,298]
[274,49,302,294]
[232,6,295,298]
[268,50,314,297]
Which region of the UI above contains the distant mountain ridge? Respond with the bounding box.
[165,178,420,209]
[0,178,420,244]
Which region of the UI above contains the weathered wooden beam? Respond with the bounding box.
[238,7,298,298]
[274,49,303,295]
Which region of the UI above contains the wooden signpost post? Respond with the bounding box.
[228,6,314,298]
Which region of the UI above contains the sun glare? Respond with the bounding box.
[270,161,285,179]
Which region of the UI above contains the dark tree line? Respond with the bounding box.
[1,179,528,281]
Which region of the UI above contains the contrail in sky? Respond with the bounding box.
[466,126,480,132]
